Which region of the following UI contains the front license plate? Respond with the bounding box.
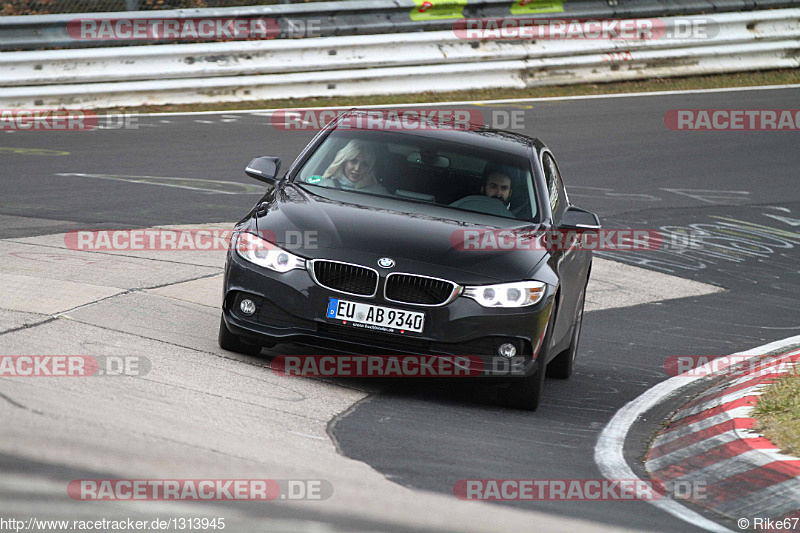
[326,298,425,333]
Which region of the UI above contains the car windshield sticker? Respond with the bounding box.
[306,175,323,184]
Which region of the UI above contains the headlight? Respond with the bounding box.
[462,281,546,308]
[235,232,305,273]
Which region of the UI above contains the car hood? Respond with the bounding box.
[254,184,548,283]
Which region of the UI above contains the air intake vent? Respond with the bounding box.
[385,274,458,306]
[312,260,378,297]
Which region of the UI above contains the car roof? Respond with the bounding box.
[330,108,542,159]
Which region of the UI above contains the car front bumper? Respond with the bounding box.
[222,251,554,378]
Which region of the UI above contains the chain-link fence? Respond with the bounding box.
[0,0,333,16]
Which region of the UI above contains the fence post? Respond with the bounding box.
[125,0,139,10]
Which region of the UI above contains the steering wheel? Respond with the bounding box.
[449,195,513,218]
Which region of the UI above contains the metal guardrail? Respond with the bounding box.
[1,9,798,109]
[2,0,800,50]
[4,10,800,86]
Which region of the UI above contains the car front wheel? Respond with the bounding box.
[547,286,585,380]
[499,310,554,411]
[218,315,263,356]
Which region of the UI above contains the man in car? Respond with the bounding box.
[482,171,512,206]
[449,167,515,216]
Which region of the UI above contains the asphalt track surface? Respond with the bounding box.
[2,86,799,532]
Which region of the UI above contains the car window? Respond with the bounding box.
[296,129,538,222]
[541,153,566,222]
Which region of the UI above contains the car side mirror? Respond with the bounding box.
[559,205,601,231]
[245,156,281,185]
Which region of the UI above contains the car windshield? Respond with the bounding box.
[294,128,538,221]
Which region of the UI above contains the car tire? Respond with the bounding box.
[499,308,554,411]
[547,286,585,380]
[501,360,546,411]
[218,315,263,356]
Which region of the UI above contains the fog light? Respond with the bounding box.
[240,298,256,316]
[498,343,517,358]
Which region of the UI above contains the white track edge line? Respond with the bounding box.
[594,334,800,533]
[98,83,800,119]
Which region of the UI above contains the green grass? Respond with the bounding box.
[93,68,800,115]
[753,372,800,456]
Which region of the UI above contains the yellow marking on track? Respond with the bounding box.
[0,147,70,156]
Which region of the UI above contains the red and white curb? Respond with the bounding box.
[595,336,800,533]
[646,349,800,531]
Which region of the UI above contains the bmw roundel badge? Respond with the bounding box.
[378,257,395,268]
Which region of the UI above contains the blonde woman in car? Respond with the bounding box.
[319,140,388,195]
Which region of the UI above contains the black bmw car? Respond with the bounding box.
[219,109,599,410]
